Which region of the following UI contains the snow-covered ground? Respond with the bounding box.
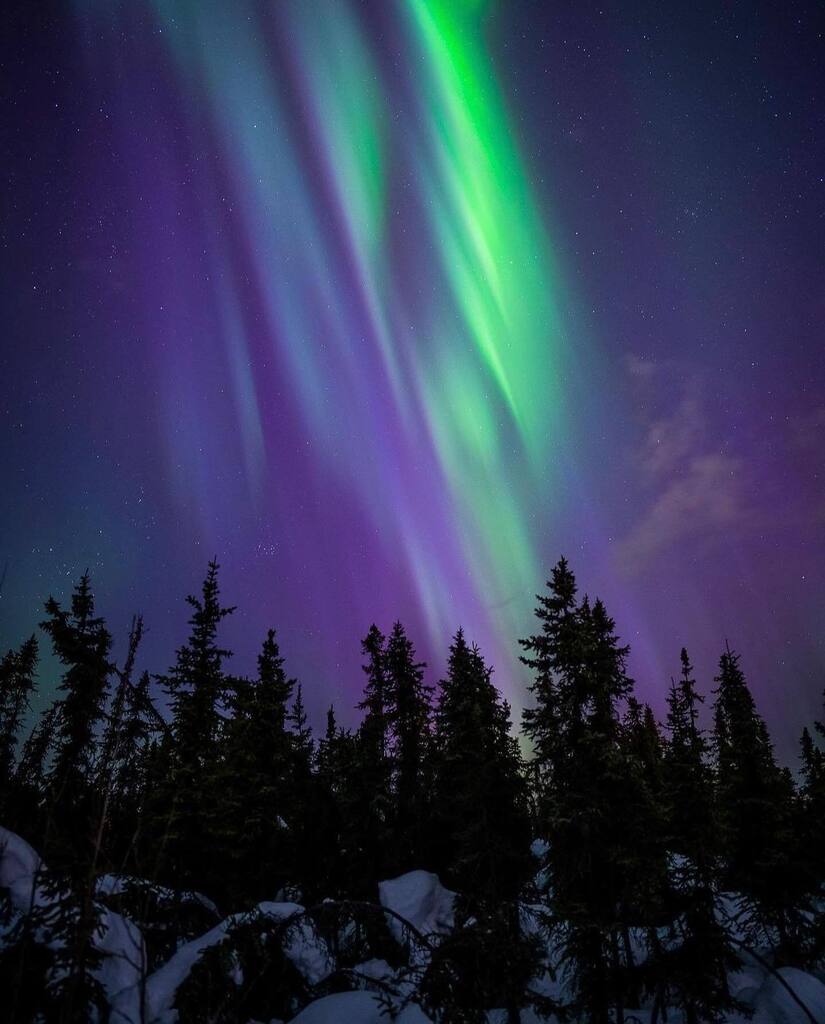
[0,826,145,1023]
[1,827,823,1024]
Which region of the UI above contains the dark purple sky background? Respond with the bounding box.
[1,0,823,760]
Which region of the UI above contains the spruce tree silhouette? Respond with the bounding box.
[0,637,38,810]
[652,648,744,1023]
[431,628,530,902]
[0,557,821,1022]
[384,621,432,874]
[156,560,235,896]
[713,645,813,962]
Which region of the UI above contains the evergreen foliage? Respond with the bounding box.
[215,628,298,906]
[0,558,822,1023]
[39,575,112,871]
[653,649,744,1023]
[713,646,816,962]
[0,638,38,795]
[383,621,432,871]
[155,559,235,895]
[343,625,396,893]
[431,629,531,902]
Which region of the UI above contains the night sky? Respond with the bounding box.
[2,0,823,758]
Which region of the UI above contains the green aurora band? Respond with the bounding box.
[73,0,578,705]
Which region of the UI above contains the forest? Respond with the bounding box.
[0,558,823,1023]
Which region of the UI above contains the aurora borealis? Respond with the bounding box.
[2,0,823,756]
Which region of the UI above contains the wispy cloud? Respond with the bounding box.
[617,452,745,571]
[641,391,705,478]
[616,359,747,573]
[791,405,825,453]
[624,353,658,381]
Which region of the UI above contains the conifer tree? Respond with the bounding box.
[652,648,742,1023]
[24,580,119,1022]
[431,629,531,902]
[316,705,358,813]
[93,616,157,867]
[520,557,578,824]
[334,627,394,895]
[663,649,714,859]
[259,628,296,731]
[427,630,536,1023]
[34,868,107,1024]
[521,562,648,1023]
[713,647,778,870]
[33,575,112,897]
[0,873,57,1024]
[103,670,162,868]
[4,554,825,1021]
[15,701,60,818]
[384,621,432,872]
[313,705,362,898]
[799,725,825,888]
[358,625,390,777]
[164,561,234,756]
[97,615,143,775]
[0,637,38,804]
[40,576,112,831]
[288,682,313,770]
[214,629,299,906]
[618,697,668,1003]
[584,599,659,1019]
[712,646,811,961]
[157,560,235,894]
[316,705,339,780]
[622,697,665,810]
[287,681,341,902]
[799,717,825,958]
[800,726,824,791]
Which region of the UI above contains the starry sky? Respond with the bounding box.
[2,0,823,759]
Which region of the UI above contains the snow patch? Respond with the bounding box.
[97,873,219,917]
[378,870,455,944]
[0,828,146,1024]
[0,825,44,912]
[142,901,332,1023]
[290,991,432,1023]
[750,966,825,1024]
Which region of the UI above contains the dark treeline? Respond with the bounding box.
[0,557,824,1023]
